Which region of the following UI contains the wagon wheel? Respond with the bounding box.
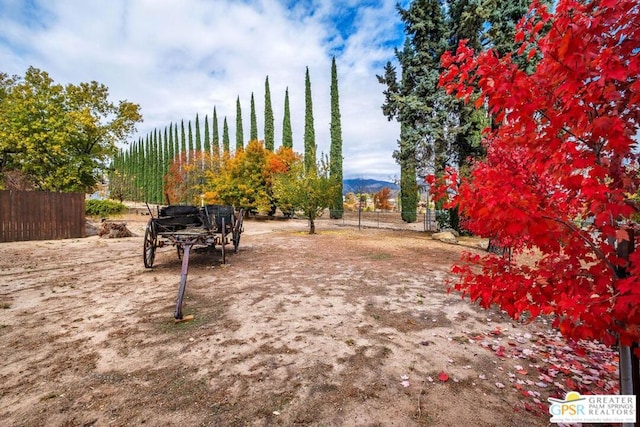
[143,221,157,268]
[232,210,244,253]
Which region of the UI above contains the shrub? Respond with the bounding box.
[85,199,127,217]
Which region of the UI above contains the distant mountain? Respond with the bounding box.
[342,178,399,195]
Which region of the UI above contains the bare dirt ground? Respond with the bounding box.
[0,215,619,426]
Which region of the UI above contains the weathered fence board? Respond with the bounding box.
[0,191,85,242]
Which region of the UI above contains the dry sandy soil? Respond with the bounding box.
[0,215,619,426]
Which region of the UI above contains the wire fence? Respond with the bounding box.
[317,209,439,232]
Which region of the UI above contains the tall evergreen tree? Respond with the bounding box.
[282,87,293,149]
[152,130,159,203]
[180,120,187,158]
[188,120,194,161]
[329,57,344,219]
[168,122,175,167]
[264,76,274,151]
[235,96,244,151]
[378,0,451,222]
[135,138,144,202]
[212,107,220,158]
[250,92,258,142]
[222,117,230,154]
[195,114,203,157]
[173,123,179,170]
[163,127,170,202]
[203,114,211,156]
[145,134,152,201]
[303,67,316,173]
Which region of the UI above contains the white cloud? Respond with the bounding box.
[0,0,402,180]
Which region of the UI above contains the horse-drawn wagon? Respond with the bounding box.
[143,204,243,320]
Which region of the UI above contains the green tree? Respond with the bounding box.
[144,134,152,201]
[203,114,211,156]
[236,96,244,152]
[264,76,274,151]
[303,67,316,173]
[212,107,220,158]
[188,120,194,161]
[329,57,344,219]
[250,92,258,142]
[180,120,187,158]
[378,1,450,222]
[195,113,203,158]
[152,130,160,203]
[0,67,141,192]
[273,156,337,234]
[282,87,293,149]
[168,123,175,178]
[164,126,170,187]
[222,117,230,154]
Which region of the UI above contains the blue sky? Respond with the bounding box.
[0,0,407,181]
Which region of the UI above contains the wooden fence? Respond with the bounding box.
[0,191,85,242]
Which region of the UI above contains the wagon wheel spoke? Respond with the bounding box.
[221,217,226,264]
[233,210,243,253]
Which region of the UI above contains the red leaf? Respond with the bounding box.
[565,378,578,390]
[438,371,449,382]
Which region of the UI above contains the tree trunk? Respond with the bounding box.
[308,215,315,234]
[616,227,638,427]
[619,344,638,427]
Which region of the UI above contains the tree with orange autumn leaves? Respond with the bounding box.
[201,140,299,214]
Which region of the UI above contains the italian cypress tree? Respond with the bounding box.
[168,122,175,165]
[151,130,157,203]
[222,117,230,154]
[203,114,211,157]
[212,107,220,158]
[250,92,258,142]
[135,138,143,202]
[163,127,170,203]
[154,129,162,203]
[282,87,293,149]
[145,134,152,202]
[180,120,187,159]
[264,76,274,151]
[174,123,180,164]
[195,114,203,159]
[329,57,344,219]
[188,120,194,162]
[398,123,419,222]
[236,96,244,151]
[303,67,316,173]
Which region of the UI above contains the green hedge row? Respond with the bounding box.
[85,199,127,217]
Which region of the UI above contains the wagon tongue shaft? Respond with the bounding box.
[174,243,192,320]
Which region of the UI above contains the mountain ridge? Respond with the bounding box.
[342,178,399,195]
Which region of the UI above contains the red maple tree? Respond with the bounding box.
[434,0,640,349]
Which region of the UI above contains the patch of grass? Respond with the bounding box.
[369,252,391,261]
[451,335,469,344]
[0,303,10,309]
